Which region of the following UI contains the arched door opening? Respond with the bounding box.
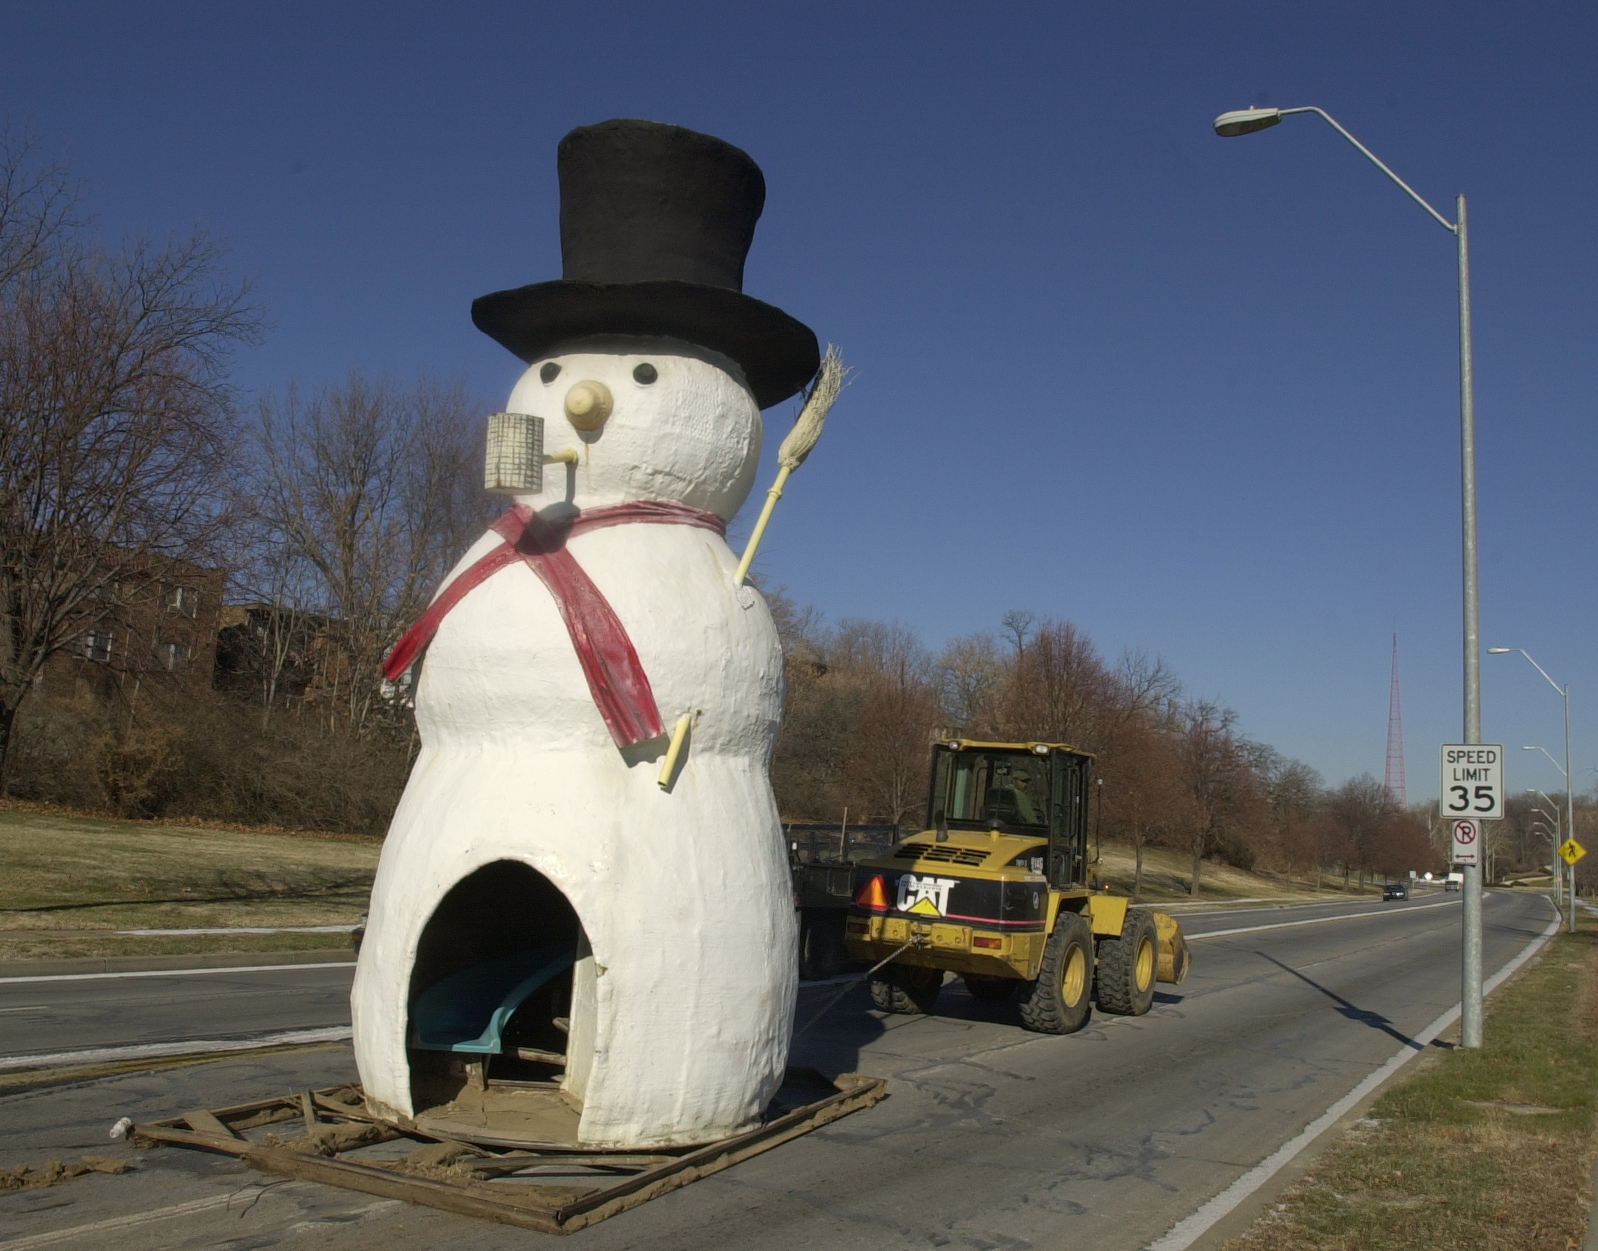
[406,860,586,1115]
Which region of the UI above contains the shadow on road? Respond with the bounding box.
[1256,951,1423,1051]
[789,979,888,1078]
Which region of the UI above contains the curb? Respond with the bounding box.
[0,947,355,980]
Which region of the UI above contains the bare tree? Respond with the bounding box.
[0,139,260,783]
[1171,699,1268,895]
[1244,743,1324,885]
[834,619,938,830]
[1098,712,1191,898]
[935,631,1004,732]
[997,618,1117,747]
[246,372,482,735]
[1326,774,1390,890]
[0,130,78,290]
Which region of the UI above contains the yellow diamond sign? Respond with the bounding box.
[1559,838,1586,867]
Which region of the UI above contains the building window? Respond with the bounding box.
[83,630,114,663]
[168,585,199,618]
[158,640,192,671]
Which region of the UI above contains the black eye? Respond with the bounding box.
[540,362,561,383]
[633,363,658,385]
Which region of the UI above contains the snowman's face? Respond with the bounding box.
[504,340,762,520]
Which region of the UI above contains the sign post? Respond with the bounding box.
[1442,744,1502,1048]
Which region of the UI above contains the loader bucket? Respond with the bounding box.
[1151,911,1190,985]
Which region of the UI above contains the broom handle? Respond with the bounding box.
[734,464,792,586]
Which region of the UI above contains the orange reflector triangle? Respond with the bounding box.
[855,875,889,910]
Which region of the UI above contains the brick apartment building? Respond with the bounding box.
[39,553,226,708]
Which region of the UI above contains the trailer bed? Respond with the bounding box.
[128,1069,886,1234]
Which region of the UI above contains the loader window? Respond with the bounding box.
[931,750,1049,831]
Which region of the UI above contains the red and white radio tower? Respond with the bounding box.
[1384,632,1407,808]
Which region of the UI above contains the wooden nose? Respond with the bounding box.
[564,380,613,431]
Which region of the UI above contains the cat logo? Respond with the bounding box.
[896,873,958,918]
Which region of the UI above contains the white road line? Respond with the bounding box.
[1172,897,1433,919]
[0,960,355,986]
[0,1025,352,1073]
[0,1185,303,1250]
[1145,906,1562,1251]
[1187,898,1460,939]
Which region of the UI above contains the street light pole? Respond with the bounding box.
[1522,738,1576,933]
[1215,104,1484,1046]
[1528,786,1562,906]
[1490,650,1573,910]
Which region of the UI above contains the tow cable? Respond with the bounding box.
[793,935,926,1038]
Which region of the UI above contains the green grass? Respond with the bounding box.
[1226,930,1598,1251]
[0,809,378,961]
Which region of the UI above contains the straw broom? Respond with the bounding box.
[734,346,848,586]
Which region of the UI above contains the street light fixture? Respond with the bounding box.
[1217,103,1484,1043]
[1492,646,1576,932]
[1524,745,1568,778]
[1525,779,1570,916]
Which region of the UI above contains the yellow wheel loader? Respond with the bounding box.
[844,739,1190,1034]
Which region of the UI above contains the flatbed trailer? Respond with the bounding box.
[127,1070,885,1234]
[788,822,898,979]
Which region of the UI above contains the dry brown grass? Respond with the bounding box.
[1224,931,1598,1251]
[1093,840,1383,903]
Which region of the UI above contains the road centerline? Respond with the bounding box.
[1189,898,1460,939]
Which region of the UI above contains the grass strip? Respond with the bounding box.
[1225,929,1598,1251]
[0,809,377,959]
[0,929,357,962]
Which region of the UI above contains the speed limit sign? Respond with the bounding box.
[1440,744,1504,821]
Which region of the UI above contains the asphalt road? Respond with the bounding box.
[0,889,1555,1251]
[0,962,356,1063]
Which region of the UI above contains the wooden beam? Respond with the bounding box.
[183,1109,240,1140]
[239,1148,568,1234]
[514,1047,567,1065]
[134,1123,249,1155]
[556,1076,887,1229]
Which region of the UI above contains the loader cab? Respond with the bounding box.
[926,740,1093,889]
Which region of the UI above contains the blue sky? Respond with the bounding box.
[4,1,1593,799]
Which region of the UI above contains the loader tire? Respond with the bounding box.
[963,974,1016,1002]
[870,964,942,1015]
[1019,911,1093,1035]
[1095,907,1158,1016]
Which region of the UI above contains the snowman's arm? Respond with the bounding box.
[657,713,694,789]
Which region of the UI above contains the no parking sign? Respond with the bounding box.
[1451,819,1480,866]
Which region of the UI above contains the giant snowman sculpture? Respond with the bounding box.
[351,120,821,1148]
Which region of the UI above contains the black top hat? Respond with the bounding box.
[472,119,820,409]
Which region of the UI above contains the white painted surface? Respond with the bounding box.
[352,343,797,1147]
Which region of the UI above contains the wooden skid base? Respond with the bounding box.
[129,1071,887,1234]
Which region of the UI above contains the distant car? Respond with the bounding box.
[1382,882,1409,901]
[1443,879,1461,892]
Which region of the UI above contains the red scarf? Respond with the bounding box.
[384,501,726,748]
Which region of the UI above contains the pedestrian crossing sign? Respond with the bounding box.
[1559,838,1586,867]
